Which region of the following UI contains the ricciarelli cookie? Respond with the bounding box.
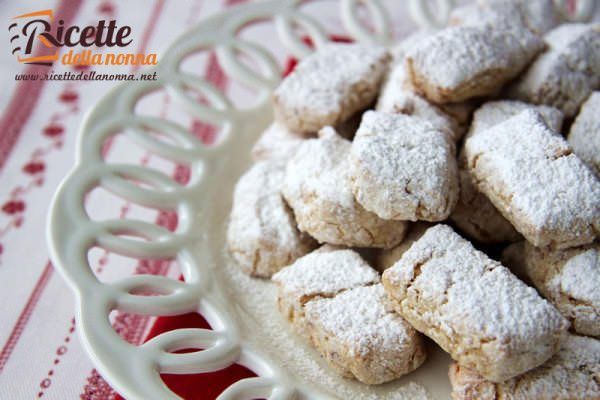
[405,25,544,103]
[227,160,316,277]
[524,242,600,338]
[304,284,426,384]
[273,43,390,133]
[449,334,600,400]
[382,225,569,382]
[272,246,379,337]
[462,100,564,144]
[465,110,600,249]
[282,127,408,248]
[350,111,459,222]
[451,101,563,243]
[376,58,468,142]
[509,23,600,117]
[568,92,600,177]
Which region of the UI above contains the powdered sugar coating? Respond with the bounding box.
[382,224,569,382]
[406,25,544,103]
[304,284,426,384]
[465,110,600,249]
[227,160,316,277]
[451,101,563,243]
[271,246,379,338]
[568,92,600,177]
[251,122,307,161]
[463,100,564,144]
[524,242,600,337]
[350,111,458,222]
[272,247,379,303]
[273,43,390,133]
[449,0,561,35]
[282,127,408,248]
[509,23,600,117]
[376,60,466,141]
[449,334,600,400]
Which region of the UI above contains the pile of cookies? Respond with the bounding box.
[227,0,600,397]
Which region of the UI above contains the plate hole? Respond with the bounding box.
[147,312,259,399]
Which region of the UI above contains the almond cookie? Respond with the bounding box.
[304,284,426,384]
[227,160,316,278]
[272,246,379,337]
[382,224,569,382]
[449,334,600,400]
[509,23,600,117]
[350,111,459,222]
[449,0,561,35]
[462,100,564,144]
[376,59,467,142]
[273,43,390,133]
[465,110,600,249]
[251,122,307,161]
[450,101,563,243]
[568,92,600,177]
[523,242,600,338]
[282,127,408,248]
[376,222,432,272]
[405,25,544,103]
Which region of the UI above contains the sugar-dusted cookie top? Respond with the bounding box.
[449,334,600,400]
[273,43,390,133]
[304,284,418,359]
[465,110,600,249]
[524,242,600,337]
[376,60,466,142]
[272,247,379,303]
[406,25,544,103]
[304,283,426,384]
[227,159,316,277]
[568,92,600,177]
[350,111,458,222]
[383,224,569,382]
[282,127,408,248]
[464,100,564,142]
[509,23,600,117]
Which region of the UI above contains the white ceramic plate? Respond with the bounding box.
[45,1,595,399]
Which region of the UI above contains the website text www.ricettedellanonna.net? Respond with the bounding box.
[14,70,158,81]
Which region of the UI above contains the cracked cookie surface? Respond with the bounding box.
[282,127,408,248]
[305,284,426,385]
[273,43,390,133]
[228,159,317,278]
[449,334,600,400]
[382,224,569,382]
[465,110,600,249]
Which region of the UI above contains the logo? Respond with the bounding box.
[9,9,157,67]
